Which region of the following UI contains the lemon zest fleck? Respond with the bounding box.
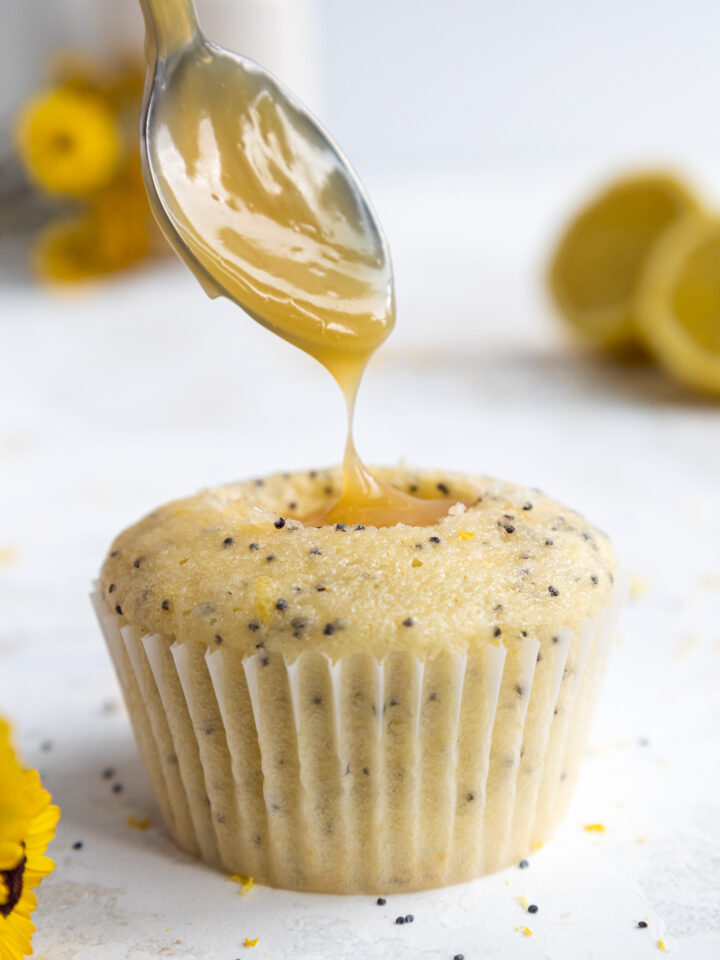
[517,896,529,910]
[411,558,423,568]
[0,547,19,567]
[584,823,606,833]
[253,576,275,619]
[516,926,533,937]
[458,531,474,540]
[230,873,255,895]
[244,936,259,947]
[658,940,667,952]
[127,815,151,830]
[629,574,650,597]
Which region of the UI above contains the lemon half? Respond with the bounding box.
[548,173,701,352]
[637,214,720,396]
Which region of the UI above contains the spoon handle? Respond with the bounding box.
[138,0,201,60]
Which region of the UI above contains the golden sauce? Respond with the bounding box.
[142,0,459,525]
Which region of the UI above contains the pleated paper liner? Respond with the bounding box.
[92,577,625,893]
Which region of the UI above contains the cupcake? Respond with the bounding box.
[93,466,622,893]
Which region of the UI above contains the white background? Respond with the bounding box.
[4,0,720,174]
[2,2,720,958]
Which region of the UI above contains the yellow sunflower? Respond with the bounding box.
[34,152,155,284]
[0,721,59,960]
[49,53,145,111]
[16,87,122,198]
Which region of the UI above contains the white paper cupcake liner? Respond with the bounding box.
[92,577,626,893]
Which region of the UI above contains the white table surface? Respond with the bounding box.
[1,174,720,959]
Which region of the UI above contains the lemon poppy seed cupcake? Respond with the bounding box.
[94,467,622,893]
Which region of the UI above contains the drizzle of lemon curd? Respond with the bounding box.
[145,15,460,525]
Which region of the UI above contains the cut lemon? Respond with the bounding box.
[548,173,701,352]
[636,213,720,396]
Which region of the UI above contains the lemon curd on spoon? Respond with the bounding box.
[140,0,460,525]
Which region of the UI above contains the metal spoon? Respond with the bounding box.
[138,0,394,368]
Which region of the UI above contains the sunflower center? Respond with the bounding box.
[0,855,26,918]
[51,131,74,153]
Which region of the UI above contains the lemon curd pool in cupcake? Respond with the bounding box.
[95,467,620,893]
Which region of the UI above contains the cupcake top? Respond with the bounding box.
[101,467,616,659]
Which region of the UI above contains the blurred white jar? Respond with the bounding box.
[0,0,320,116]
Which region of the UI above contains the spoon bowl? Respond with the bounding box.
[138,0,394,369]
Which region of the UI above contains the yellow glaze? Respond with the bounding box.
[142,0,457,525]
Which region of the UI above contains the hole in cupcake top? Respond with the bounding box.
[239,467,474,529]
